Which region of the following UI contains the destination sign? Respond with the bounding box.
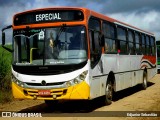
[36,13,61,22]
[14,10,84,26]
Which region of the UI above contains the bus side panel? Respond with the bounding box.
[141,55,157,78]
[89,56,104,99]
[102,54,133,92]
[130,55,143,85]
[90,54,116,99]
[102,54,117,91]
[103,54,118,74]
[90,76,101,99]
[148,68,157,81]
[116,55,132,90]
[135,70,144,85]
[90,54,156,98]
[114,55,144,91]
[102,54,132,92]
[100,76,108,96]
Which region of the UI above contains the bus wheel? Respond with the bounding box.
[142,71,147,90]
[104,81,113,105]
[45,100,59,106]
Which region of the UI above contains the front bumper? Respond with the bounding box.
[12,81,90,100]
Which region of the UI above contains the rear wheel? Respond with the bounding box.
[142,71,148,90]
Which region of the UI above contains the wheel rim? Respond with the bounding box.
[106,83,113,100]
[143,76,147,87]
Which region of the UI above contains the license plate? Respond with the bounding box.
[38,90,51,96]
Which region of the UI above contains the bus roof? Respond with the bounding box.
[89,9,154,36]
[13,7,154,36]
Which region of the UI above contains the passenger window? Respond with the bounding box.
[141,34,146,55]
[117,27,127,54]
[135,32,140,54]
[150,37,155,56]
[105,38,116,53]
[89,18,100,31]
[128,30,134,54]
[103,22,116,53]
[117,27,126,40]
[120,40,127,54]
[146,35,150,55]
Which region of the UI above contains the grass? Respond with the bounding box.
[0,45,12,103]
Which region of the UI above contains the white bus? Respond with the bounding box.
[1,7,157,105]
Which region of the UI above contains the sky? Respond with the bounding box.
[1,0,160,44]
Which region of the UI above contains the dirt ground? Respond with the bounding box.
[0,74,160,120]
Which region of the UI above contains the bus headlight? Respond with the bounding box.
[73,78,79,84]
[65,70,88,87]
[78,70,88,81]
[66,81,72,87]
[12,74,25,88]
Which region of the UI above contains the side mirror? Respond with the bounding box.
[1,25,13,52]
[2,32,5,45]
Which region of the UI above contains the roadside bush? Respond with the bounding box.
[0,45,12,103]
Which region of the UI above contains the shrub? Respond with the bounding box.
[0,45,12,103]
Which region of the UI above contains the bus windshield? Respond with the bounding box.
[13,26,87,66]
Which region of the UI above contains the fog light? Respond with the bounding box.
[53,94,57,99]
[33,95,37,100]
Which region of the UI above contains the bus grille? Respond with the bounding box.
[23,89,67,98]
[25,82,65,86]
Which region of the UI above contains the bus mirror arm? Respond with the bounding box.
[2,32,5,45]
[1,25,13,52]
[2,46,13,52]
[2,25,12,32]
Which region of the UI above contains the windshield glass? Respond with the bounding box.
[13,26,87,66]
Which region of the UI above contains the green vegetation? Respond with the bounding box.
[0,45,12,103]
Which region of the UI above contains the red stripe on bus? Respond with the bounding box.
[141,55,156,65]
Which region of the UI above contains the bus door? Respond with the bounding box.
[88,17,103,98]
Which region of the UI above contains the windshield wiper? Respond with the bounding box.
[55,24,66,41]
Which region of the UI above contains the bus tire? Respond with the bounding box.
[103,80,113,105]
[45,100,59,106]
[142,71,148,90]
